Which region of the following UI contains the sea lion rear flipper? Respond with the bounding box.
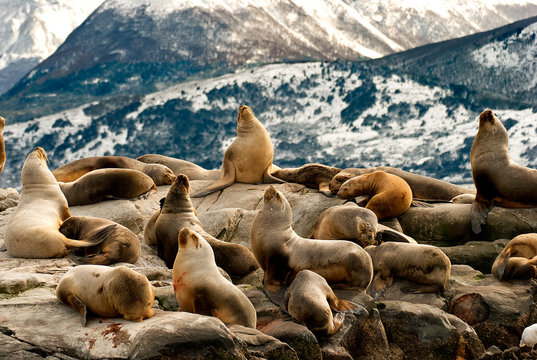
[411,199,434,208]
[66,294,88,326]
[470,198,493,234]
[63,224,117,248]
[263,166,285,184]
[376,225,417,244]
[328,296,368,317]
[495,248,513,280]
[191,160,235,198]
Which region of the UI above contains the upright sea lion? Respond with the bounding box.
[329,166,474,200]
[172,227,257,328]
[0,116,5,174]
[137,154,221,181]
[145,174,259,276]
[56,265,155,326]
[5,147,112,258]
[364,242,451,295]
[272,163,342,196]
[59,168,157,206]
[191,105,282,198]
[53,155,175,185]
[337,171,413,220]
[310,202,416,246]
[470,109,537,233]
[250,185,373,299]
[281,270,367,336]
[59,216,140,265]
[492,233,537,280]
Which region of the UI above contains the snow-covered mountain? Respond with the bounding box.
[3,0,537,123]
[2,16,537,189]
[0,0,104,95]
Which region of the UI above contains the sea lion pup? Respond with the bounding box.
[59,216,140,265]
[146,174,259,275]
[137,154,221,181]
[272,163,342,196]
[336,171,413,220]
[491,233,537,280]
[250,185,373,299]
[191,105,282,198]
[310,202,416,246]
[59,168,157,206]
[56,265,155,326]
[5,147,112,258]
[173,227,257,328]
[281,270,368,336]
[0,116,5,174]
[329,166,474,201]
[52,155,176,185]
[364,242,451,295]
[470,109,537,233]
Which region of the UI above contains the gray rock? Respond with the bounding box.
[439,240,509,274]
[261,318,322,360]
[229,324,298,360]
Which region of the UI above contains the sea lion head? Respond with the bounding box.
[329,171,354,194]
[477,109,508,137]
[263,185,288,211]
[238,105,255,123]
[21,147,57,186]
[178,227,202,250]
[145,163,176,185]
[358,221,377,246]
[170,174,190,195]
[337,177,358,199]
[109,267,155,322]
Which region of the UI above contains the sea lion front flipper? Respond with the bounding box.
[376,225,417,244]
[191,159,235,198]
[411,199,434,208]
[63,224,117,248]
[192,293,216,317]
[66,294,88,326]
[495,248,513,280]
[470,196,494,234]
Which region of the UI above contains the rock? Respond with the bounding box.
[239,284,282,328]
[439,239,508,274]
[449,293,490,326]
[261,318,322,360]
[0,188,19,212]
[229,324,298,360]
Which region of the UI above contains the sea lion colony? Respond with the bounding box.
[2,107,537,339]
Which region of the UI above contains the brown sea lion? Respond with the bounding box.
[0,116,5,174]
[145,174,259,276]
[336,171,413,220]
[272,163,342,196]
[5,147,112,258]
[59,216,140,265]
[470,109,537,233]
[250,185,373,301]
[137,154,221,181]
[492,233,537,280]
[56,265,155,326]
[281,269,368,336]
[329,166,474,201]
[310,202,416,246]
[364,242,451,295]
[52,155,175,185]
[172,227,257,328]
[191,105,282,198]
[59,168,157,206]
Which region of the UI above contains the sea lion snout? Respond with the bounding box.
[264,185,278,201]
[173,174,190,190]
[479,109,495,125]
[178,227,199,249]
[33,147,47,161]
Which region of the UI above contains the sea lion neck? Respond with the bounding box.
[161,192,194,214]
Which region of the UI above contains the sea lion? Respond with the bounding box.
[272,163,342,196]
[364,242,451,295]
[191,105,282,198]
[56,265,155,326]
[52,155,176,185]
[337,171,413,220]
[250,185,373,299]
[470,109,537,233]
[145,174,259,276]
[450,193,476,204]
[0,116,5,174]
[137,154,221,181]
[59,216,140,265]
[5,147,112,258]
[172,227,257,328]
[329,166,474,201]
[59,168,157,206]
[281,269,368,336]
[310,202,416,246]
[491,233,537,280]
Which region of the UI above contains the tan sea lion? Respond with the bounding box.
[450,193,476,204]
[0,116,5,174]
[281,269,368,336]
[145,174,259,275]
[492,233,537,280]
[191,105,282,198]
[60,216,140,265]
[5,147,112,258]
[172,227,257,328]
[137,154,221,180]
[470,109,537,233]
[250,185,373,300]
[272,163,342,196]
[59,168,157,206]
[56,265,155,326]
[364,242,451,295]
[310,202,417,246]
[329,166,474,200]
[337,171,413,220]
[53,155,176,185]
